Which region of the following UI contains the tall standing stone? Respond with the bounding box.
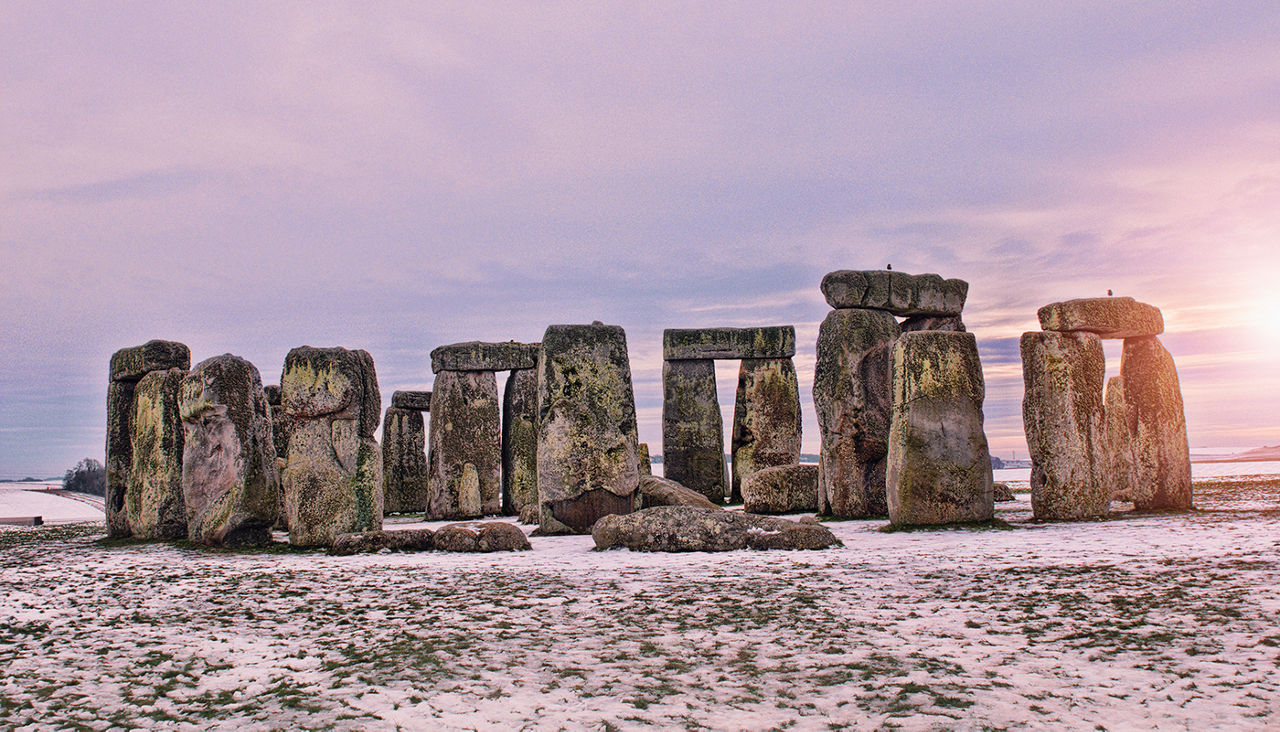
[382,407,427,514]
[502,367,539,517]
[1120,336,1193,510]
[281,346,382,546]
[812,308,900,517]
[730,358,801,503]
[661,359,726,502]
[426,370,501,519]
[886,332,993,525]
[1020,331,1109,520]
[179,355,280,546]
[125,368,188,539]
[536,322,641,534]
[1103,375,1139,502]
[262,383,289,530]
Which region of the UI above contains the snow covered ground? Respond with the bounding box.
[0,482,103,524]
[1,478,1278,730]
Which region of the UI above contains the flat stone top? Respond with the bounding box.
[430,341,540,373]
[1038,296,1163,339]
[110,340,191,382]
[663,326,796,360]
[821,270,968,316]
[390,390,432,411]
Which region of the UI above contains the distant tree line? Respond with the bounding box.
[63,458,106,496]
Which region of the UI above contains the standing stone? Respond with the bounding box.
[887,332,994,525]
[742,464,819,515]
[1120,336,1193,510]
[125,368,187,539]
[731,358,801,503]
[1103,376,1139,502]
[382,407,427,514]
[502,367,539,517]
[179,355,280,546]
[105,340,190,538]
[637,443,653,476]
[427,370,501,520]
[661,359,726,502]
[281,347,383,546]
[263,383,290,530]
[812,308,900,517]
[536,322,641,534]
[1020,331,1109,520]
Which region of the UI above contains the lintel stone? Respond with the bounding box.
[1038,297,1163,339]
[110,340,191,382]
[663,326,795,361]
[430,341,539,373]
[821,270,968,316]
[391,390,432,411]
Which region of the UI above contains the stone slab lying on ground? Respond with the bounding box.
[110,340,191,383]
[328,528,436,555]
[663,326,796,360]
[993,482,1014,502]
[430,341,539,373]
[638,475,721,510]
[433,521,532,552]
[820,270,968,316]
[390,390,432,411]
[592,505,841,552]
[743,464,819,514]
[1037,296,1163,339]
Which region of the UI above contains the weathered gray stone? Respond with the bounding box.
[639,475,721,510]
[1121,336,1193,510]
[179,355,280,546]
[1103,375,1139,502]
[434,521,531,552]
[1038,296,1163,339]
[502,368,539,517]
[281,346,383,546]
[661,359,726,502]
[592,506,841,552]
[105,380,136,538]
[263,384,281,406]
[430,341,539,373]
[812,308,900,518]
[390,390,432,411]
[125,369,187,539]
[731,358,801,503]
[887,332,994,525]
[110,340,191,383]
[328,528,435,555]
[821,270,968,316]
[382,407,427,514]
[1020,331,1109,521]
[900,315,966,333]
[993,482,1014,502]
[425,370,501,520]
[264,383,292,531]
[536,322,641,534]
[637,443,652,476]
[742,464,819,515]
[663,326,796,360]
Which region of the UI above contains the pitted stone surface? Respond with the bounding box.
[731,358,801,503]
[638,475,721,510]
[430,341,539,373]
[1121,336,1193,510]
[887,331,994,526]
[900,315,966,333]
[1103,375,1139,503]
[663,326,796,361]
[433,521,531,552]
[1038,297,1163,339]
[427,370,501,520]
[382,407,427,514]
[502,368,539,517]
[329,529,435,555]
[662,359,726,502]
[536,322,640,535]
[125,368,187,540]
[637,443,652,476]
[592,506,841,552]
[821,270,968,316]
[1020,331,1109,521]
[179,355,280,546]
[110,340,191,383]
[742,464,819,515]
[280,346,380,438]
[390,390,432,411]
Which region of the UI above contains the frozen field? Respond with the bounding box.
[2,479,1279,730]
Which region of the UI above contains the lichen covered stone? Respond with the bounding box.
[502,367,539,517]
[638,475,721,510]
[280,346,380,437]
[426,370,501,519]
[663,326,796,360]
[1120,336,1193,510]
[430,341,539,373]
[731,358,801,503]
[637,443,653,476]
[661,359,726,502]
[820,270,968,316]
[1102,375,1139,502]
[742,464,819,515]
[1038,297,1163,339]
[105,380,137,538]
[382,407,427,514]
[592,505,841,552]
[390,390,432,411]
[125,368,187,539]
[110,340,191,383]
[433,521,531,552]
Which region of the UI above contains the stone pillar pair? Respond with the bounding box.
[661,326,802,505]
[814,270,993,525]
[1022,297,1191,520]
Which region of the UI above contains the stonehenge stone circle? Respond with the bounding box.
[426,369,501,519]
[1103,375,1139,502]
[742,464,819,515]
[661,358,726,502]
[1020,331,1109,520]
[390,389,432,411]
[821,270,968,316]
[663,326,796,361]
[179,355,280,546]
[125,368,188,539]
[812,307,900,517]
[382,407,427,514]
[430,341,539,373]
[1120,336,1193,510]
[281,346,383,546]
[886,331,994,526]
[731,358,801,502]
[502,367,539,518]
[1038,296,1163,339]
[536,322,641,534]
[106,340,190,538]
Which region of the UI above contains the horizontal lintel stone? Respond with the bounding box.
[430,341,540,373]
[663,326,796,360]
[821,270,968,316]
[1037,296,1163,339]
[109,340,191,382]
[390,390,432,411]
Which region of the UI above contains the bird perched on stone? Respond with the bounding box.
[886,264,892,270]
[1107,289,1113,296]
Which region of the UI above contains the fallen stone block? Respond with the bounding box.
[663,326,796,360]
[430,341,539,373]
[1038,296,1163,339]
[433,521,531,552]
[821,270,968,316]
[328,529,436,555]
[639,475,721,510]
[592,505,841,552]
